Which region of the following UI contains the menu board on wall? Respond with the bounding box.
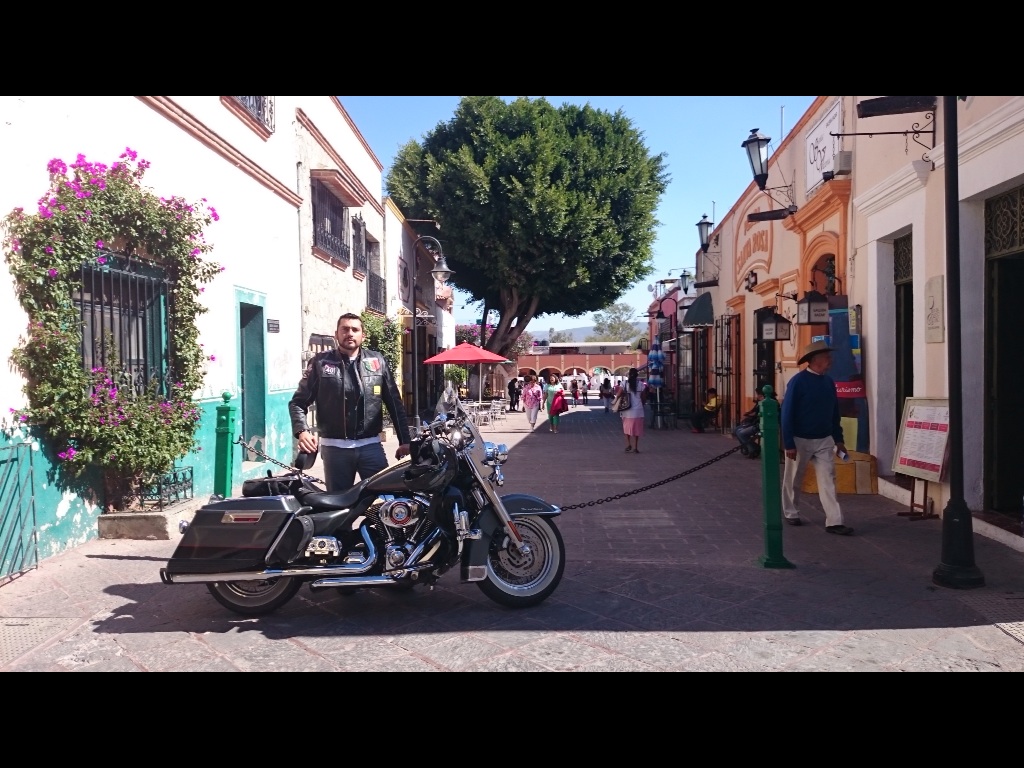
[892,398,950,482]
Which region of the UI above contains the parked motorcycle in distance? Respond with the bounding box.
[160,388,566,616]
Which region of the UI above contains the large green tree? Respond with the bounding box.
[387,96,668,357]
[587,301,640,341]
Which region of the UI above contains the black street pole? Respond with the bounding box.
[409,235,450,429]
[933,96,985,589]
[411,296,419,429]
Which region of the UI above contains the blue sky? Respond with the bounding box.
[337,96,816,332]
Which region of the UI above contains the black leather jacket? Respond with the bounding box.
[289,348,411,445]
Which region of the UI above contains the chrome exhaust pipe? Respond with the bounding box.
[161,527,379,584]
[310,563,436,590]
[309,575,405,589]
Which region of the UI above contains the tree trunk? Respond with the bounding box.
[103,469,144,513]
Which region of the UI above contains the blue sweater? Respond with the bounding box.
[780,369,843,450]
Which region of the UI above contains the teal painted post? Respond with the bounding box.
[758,385,794,569]
[213,391,236,499]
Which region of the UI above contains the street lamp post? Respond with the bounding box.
[933,96,984,589]
[410,235,454,429]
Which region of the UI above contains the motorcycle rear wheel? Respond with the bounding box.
[207,577,302,616]
[477,515,565,608]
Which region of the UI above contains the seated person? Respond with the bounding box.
[690,387,719,433]
[733,390,776,454]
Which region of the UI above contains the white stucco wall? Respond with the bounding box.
[294,97,386,341]
[0,96,303,411]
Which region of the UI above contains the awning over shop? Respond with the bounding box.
[682,292,715,327]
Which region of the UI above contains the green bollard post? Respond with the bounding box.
[758,384,794,569]
[213,391,236,499]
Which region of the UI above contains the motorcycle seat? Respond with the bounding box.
[297,476,371,511]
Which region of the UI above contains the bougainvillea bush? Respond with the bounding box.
[2,149,221,507]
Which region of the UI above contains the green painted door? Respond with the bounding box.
[239,303,266,451]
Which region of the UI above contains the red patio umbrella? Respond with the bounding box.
[423,342,509,403]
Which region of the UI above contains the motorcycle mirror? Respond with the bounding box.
[293,448,318,471]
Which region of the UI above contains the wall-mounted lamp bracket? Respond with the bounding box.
[830,112,935,167]
[762,182,797,211]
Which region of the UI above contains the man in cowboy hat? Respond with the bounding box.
[779,340,854,535]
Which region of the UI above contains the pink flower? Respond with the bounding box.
[96,256,106,265]
[209,355,216,362]
[47,268,58,278]
[96,240,104,249]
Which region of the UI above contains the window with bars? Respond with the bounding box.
[73,254,171,397]
[894,233,913,284]
[352,215,368,274]
[311,178,350,267]
[985,185,1024,258]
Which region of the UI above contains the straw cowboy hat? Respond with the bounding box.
[798,340,835,366]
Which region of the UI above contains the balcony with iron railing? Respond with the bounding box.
[314,223,350,267]
[311,179,351,268]
[353,235,368,276]
[367,272,386,314]
[231,96,274,133]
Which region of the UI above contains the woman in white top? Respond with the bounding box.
[616,367,648,453]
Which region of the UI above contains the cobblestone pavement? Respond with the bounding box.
[3,401,1023,671]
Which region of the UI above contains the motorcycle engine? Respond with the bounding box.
[376,496,424,530]
[367,495,433,572]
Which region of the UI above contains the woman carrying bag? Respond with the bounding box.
[543,373,566,434]
[615,367,648,453]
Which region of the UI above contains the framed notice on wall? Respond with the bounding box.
[892,398,950,482]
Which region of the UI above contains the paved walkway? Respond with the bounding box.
[2,402,1023,671]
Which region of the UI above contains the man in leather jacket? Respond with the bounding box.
[290,313,411,492]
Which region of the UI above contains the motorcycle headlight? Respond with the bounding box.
[483,442,509,465]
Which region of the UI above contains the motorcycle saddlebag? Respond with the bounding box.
[164,496,304,574]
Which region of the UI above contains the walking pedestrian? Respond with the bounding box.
[507,377,520,412]
[290,312,411,492]
[599,377,614,413]
[616,367,648,453]
[543,373,565,433]
[780,340,853,535]
[522,375,544,428]
[581,379,589,405]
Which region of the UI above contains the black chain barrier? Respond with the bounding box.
[235,437,326,486]
[235,436,744,510]
[557,444,744,510]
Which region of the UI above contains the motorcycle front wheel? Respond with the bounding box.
[207,577,302,616]
[477,515,565,608]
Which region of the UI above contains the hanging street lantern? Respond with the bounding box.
[796,289,830,325]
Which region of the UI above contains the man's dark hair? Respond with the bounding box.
[336,312,362,331]
[707,387,717,394]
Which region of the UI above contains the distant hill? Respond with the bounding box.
[531,322,646,344]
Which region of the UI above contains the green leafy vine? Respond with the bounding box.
[2,149,221,484]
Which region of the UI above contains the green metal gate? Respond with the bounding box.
[0,443,37,584]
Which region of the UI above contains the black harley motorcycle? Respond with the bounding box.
[160,389,566,616]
